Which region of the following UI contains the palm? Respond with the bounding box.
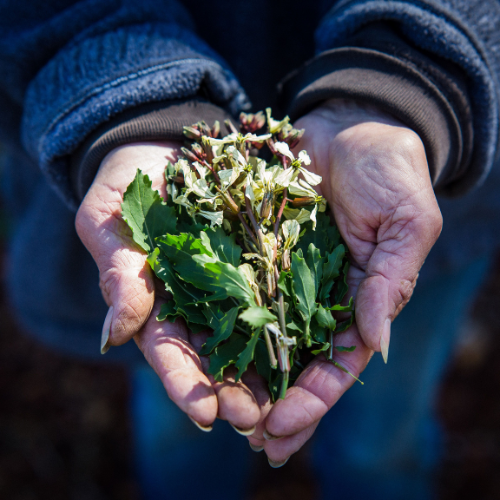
[255,100,442,462]
[76,142,268,432]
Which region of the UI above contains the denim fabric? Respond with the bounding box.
[313,255,491,500]
[129,256,491,500]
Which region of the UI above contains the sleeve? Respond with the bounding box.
[278,0,500,197]
[0,0,250,209]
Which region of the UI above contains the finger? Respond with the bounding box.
[264,324,373,439]
[75,144,178,348]
[76,186,155,349]
[240,365,272,451]
[189,332,262,434]
[134,304,218,428]
[355,201,442,360]
[264,421,320,466]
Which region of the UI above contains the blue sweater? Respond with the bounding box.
[0,0,499,362]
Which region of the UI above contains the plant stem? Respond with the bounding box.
[277,288,287,339]
[263,325,277,369]
[274,188,288,238]
[245,195,265,254]
[304,321,311,348]
[279,369,289,400]
[237,212,259,247]
[328,330,334,360]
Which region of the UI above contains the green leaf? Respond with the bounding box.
[277,271,292,297]
[199,306,240,355]
[334,261,350,304]
[335,345,356,352]
[290,251,318,322]
[157,301,177,321]
[315,304,337,331]
[295,211,340,257]
[311,342,330,355]
[198,259,256,305]
[319,244,345,302]
[310,316,328,343]
[122,169,176,252]
[208,334,248,382]
[335,312,355,333]
[268,371,284,402]
[306,243,323,297]
[202,227,242,267]
[254,340,272,381]
[157,232,214,267]
[328,297,354,312]
[235,328,262,381]
[286,321,302,334]
[147,250,206,324]
[239,306,277,328]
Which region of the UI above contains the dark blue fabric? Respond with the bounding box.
[0,0,499,360]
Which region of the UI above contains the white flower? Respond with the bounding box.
[300,168,322,186]
[283,207,312,224]
[282,220,300,250]
[273,144,321,186]
[298,150,311,165]
[274,141,294,161]
[310,204,318,230]
[199,209,224,227]
[274,167,295,188]
[266,108,290,134]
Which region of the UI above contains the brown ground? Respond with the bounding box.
[1,253,500,500]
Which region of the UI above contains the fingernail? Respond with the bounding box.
[249,442,264,453]
[230,423,256,436]
[263,429,281,441]
[380,318,391,364]
[268,457,289,468]
[100,306,113,354]
[188,415,213,432]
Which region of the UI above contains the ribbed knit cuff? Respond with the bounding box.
[70,98,235,201]
[279,46,467,189]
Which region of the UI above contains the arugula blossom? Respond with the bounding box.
[274,142,322,187]
[121,110,358,408]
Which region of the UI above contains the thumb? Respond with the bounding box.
[76,181,155,353]
[354,207,442,362]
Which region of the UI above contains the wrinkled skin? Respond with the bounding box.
[75,98,442,464]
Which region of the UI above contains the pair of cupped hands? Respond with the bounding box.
[76,99,442,466]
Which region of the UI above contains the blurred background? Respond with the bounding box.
[0,208,499,499]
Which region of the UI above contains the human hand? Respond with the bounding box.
[250,99,442,465]
[75,142,268,431]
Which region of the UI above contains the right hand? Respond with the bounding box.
[75,142,269,431]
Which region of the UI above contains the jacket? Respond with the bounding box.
[0,0,499,362]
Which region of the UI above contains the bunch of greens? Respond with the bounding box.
[121,109,358,401]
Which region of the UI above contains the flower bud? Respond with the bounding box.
[183,126,201,140]
[217,187,240,215]
[171,175,185,186]
[225,119,239,135]
[282,249,291,270]
[290,196,314,208]
[181,147,200,164]
[260,192,274,219]
[211,120,220,138]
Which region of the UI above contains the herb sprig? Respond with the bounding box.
[121,110,359,400]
